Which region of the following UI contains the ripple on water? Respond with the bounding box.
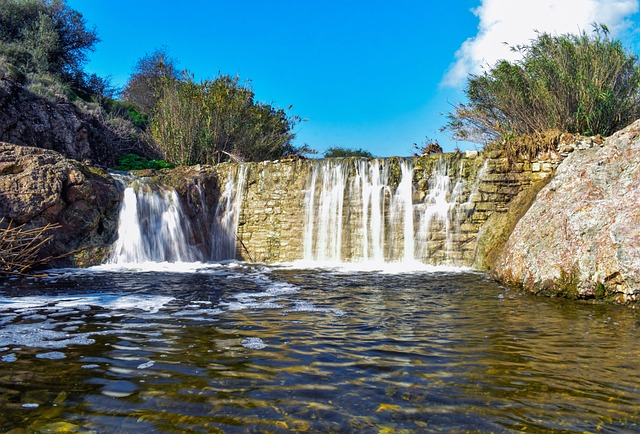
[0,264,639,433]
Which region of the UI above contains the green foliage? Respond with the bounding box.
[101,99,149,129]
[444,25,640,147]
[556,267,580,299]
[114,153,173,171]
[323,146,374,158]
[0,0,98,82]
[149,72,300,165]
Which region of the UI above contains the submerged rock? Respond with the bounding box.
[492,120,640,301]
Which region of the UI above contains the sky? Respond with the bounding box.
[66,0,640,157]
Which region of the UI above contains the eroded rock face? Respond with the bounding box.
[0,143,120,267]
[492,120,640,301]
[0,78,129,166]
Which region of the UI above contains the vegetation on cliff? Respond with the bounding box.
[445,25,640,150]
[0,0,99,94]
[0,1,304,167]
[0,0,151,164]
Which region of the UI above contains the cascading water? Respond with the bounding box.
[303,156,477,266]
[416,158,467,264]
[211,165,247,260]
[109,175,202,264]
[303,158,416,264]
[107,155,484,267]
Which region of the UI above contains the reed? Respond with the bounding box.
[0,218,60,275]
[445,25,640,150]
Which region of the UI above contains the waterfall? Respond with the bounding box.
[303,156,477,266]
[106,155,484,267]
[109,175,201,264]
[391,160,415,262]
[303,160,347,262]
[211,165,247,260]
[415,158,468,265]
[304,158,416,264]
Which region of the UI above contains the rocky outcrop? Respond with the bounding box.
[0,143,120,267]
[492,121,640,302]
[0,77,133,166]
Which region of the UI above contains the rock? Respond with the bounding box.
[465,150,479,159]
[492,120,640,301]
[559,143,575,154]
[0,77,134,166]
[0,143,120,267]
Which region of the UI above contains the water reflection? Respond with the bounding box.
[0,265,638,432]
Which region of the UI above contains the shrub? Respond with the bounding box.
[149,73,299,165]
[323,147,374,158]
[0,0,98,81]
[114,153,173,171]
[444,25,640,147]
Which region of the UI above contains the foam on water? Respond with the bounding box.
[36,351,66,360]
[241,337,267,350]
[0,294,176,314]
[283,259,471,274]
[0,263,337,352]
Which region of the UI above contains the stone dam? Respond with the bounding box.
[5,124,638,301]
[114,149,559,268]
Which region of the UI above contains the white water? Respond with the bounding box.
[211,165,247,260]
[303,157,475,266]
[416,158,467,264]
[109,175,201,264]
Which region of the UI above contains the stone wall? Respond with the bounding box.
[174,149,564,265]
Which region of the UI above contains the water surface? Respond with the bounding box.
[0,263,638,432]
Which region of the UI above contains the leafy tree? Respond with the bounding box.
[149,72,300,165]
[121,48,179,115]
[323,146,374,158]
[0,0,98,81]
[444,25,640,146]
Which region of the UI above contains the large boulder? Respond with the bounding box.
[0,143,121,267]
[492,120,640,302]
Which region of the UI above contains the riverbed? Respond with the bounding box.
[0,263,638,432]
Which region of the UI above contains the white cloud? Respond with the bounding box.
[442,0,639,87]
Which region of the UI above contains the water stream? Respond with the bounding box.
[1,265,639,432]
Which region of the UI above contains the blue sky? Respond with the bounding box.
[67,0,640,157]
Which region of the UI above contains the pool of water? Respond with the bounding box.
[0,263,639,432]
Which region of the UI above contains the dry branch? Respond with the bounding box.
[0,218,61,275]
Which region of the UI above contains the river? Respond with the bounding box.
[1,262,638,432]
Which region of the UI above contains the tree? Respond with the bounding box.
[444,25,640,146]
[149,72,300,165]
[323,147,374,158]
[121,48,179,115]
[0,0,98,81]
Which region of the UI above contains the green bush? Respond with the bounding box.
[444,25,640,147]
[149,72,300,165]
[114,153,173,171]
[323,146,374,158]
[0,0,98,82]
